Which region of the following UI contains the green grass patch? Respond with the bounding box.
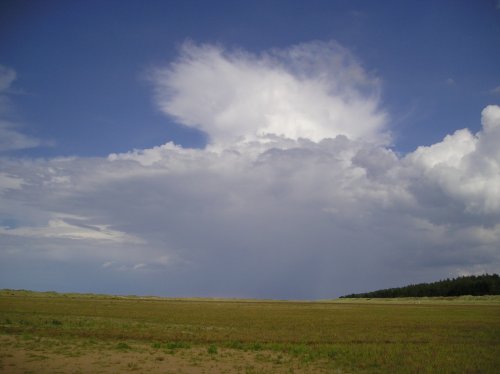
[115,342,131,350]
[207,344,218,354]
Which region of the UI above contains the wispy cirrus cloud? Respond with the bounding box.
[490,85,500,95]
[0,121,42,152]
[0,65,44,152]
[0,65,16,93]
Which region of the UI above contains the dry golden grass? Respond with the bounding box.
[1,290,499,373]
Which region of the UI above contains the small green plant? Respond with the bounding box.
[207,344,218,354]
[250,342,263,351]
[289,344,308,355]
[327,348,338,359]
[227,340,245,350]
[127,362,139,370]
[166,341,190,350]
[245,365,256,373]
[116,342,131,350]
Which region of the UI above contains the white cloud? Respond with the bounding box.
[0,65,16,93]
[490,86,500,95]
[152,41,388,146]
[407,128,476,169]
[0,213,144,243]
[445,78,455,85]
[1,44,499,298]
[0,121,42,152]
[0,65,43,152]
[2,104,499,297]
[0,172,24,191]
[405,105,500,214]
[481,105,500,133]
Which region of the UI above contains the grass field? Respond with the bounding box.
[0,290,499,373]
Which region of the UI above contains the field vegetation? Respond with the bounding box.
[1,289,499,373]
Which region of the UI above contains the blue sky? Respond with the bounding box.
[2,0,499,156]
[1,1,500,298]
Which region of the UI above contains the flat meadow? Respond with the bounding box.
[0,290,499,373]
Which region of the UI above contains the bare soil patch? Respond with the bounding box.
[0,335,334,373]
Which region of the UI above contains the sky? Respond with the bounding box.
[1,0,500,299]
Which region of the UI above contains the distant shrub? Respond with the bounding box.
[165,341,190,350]
[288,344,308,356]
[227,340,245,350]
[327,348,338,359]
[116,342,131,350]
[207,344,218,354]
[127,362,139,370]
[249,342,263,351]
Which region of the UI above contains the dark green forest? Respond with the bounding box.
[341,274,500,298]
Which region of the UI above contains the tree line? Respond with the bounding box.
[340,274,500,298]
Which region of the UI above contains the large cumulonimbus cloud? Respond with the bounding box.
[0,42,499,298]
[152,41,389,146]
